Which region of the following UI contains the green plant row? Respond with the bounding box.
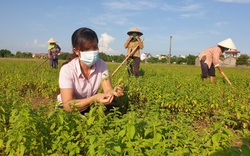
[0,58,249,155]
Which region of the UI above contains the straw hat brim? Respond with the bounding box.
[217,38,236,50]
[48,38,57,43]
[127,31,143,36]
[127,27,143,36]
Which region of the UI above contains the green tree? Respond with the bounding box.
[177,57,187,64]
[171,56,178,64]
[159,58,167,63]
[99,52,109,61]
[147,57,158,63]
[58,53,71,60]
[236,54,249,65]
[24,52,32,58]
[14,51,32,58]
[15,51,24,58]
[186,54,196,65]
[99,53,125,63]
[112,54,125,63]
[0,49,13,57]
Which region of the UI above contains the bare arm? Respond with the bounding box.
[216,66,223,74]
[136,36,144,49]
[60,88,114,112]
[124,36,133,48]
[56,44,61,52]
[48,49,51,58]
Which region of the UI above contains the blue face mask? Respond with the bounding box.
[80,51,99,67]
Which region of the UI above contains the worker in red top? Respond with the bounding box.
[198,38,237,82]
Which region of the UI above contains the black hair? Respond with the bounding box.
[62,27,98,66]
[71,27,98,51]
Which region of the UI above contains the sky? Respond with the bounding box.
[1,0,250,57]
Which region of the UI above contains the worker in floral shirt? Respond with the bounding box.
[48,38,61,69]
[198,38,237,82]
[124,27,144,78]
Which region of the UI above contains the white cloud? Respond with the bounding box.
[91,13,130,26]
[213,21,229,27]
[216,0,250,3]
[103,0,156,10]
[25,39,47,52]
[180,4,202,11]
[161,2,202,12]
[180,12,204,18]
[99,33,115,53]
[160,2,204,18]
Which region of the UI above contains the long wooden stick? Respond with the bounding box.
[221,72,232,86]
[111,44,142,77]
[111,46,138,77]
[33,58,49,72]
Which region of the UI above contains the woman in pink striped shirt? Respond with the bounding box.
[57,27,124,114]
[198,38,236,82]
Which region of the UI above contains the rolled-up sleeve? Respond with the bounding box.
[100,61,109,79]
[212,48,222,67]
[138,40,144,50]
[59,66,73,88]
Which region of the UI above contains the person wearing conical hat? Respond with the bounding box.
[198,38,237,82]
[124,27,144,78]
[48,37,61,69]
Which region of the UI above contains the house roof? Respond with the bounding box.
[225,50,240,54]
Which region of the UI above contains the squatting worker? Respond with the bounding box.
[124,27,144,78]
[57,27,124,114]
[198,38,237,82]
[48,38,61,69]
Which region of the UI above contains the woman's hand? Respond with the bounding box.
[112,85,124,97]
[135,36,140,41]
[128,36,133,41]
[94,93,114,105]
[217,66,223,74]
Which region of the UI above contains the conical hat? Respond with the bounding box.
[48,38,57,43]
[127,27,143,36]
[217,38,236,50]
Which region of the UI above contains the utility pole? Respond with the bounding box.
[168,35,173,64]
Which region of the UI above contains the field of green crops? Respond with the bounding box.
[0,58,250,156]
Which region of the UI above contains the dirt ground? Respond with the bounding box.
[29,96,54,110]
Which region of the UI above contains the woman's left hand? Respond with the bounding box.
[109,85,124,97]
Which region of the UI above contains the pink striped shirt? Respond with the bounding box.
[57,58,109,102]
[198,46,222,68]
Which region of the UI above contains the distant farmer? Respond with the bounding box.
[124,27,144,78]
[198,38,237,82]
[48,38,61,69]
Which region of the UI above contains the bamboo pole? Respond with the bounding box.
[111,39,144,77]
[221,72,232,86]
[33,58,49,72]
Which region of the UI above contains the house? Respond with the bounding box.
[32,52,69,59]
[219,56,237,67]
[32,53,48,59]
[179,55,186,58]
[141,53,152,61]
[156,54,167,60]
[224,49,240,59]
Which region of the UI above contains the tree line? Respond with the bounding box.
[0,49,249,65]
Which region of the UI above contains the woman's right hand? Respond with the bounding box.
[128,36,133,41]
[94,93,114,105]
